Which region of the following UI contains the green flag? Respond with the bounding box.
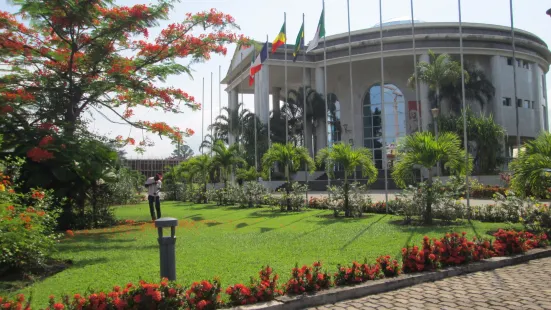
[292,22,304,62]
[306,9,325,53]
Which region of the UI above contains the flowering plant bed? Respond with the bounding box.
[1,229,547,309]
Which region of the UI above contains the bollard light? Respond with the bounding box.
[154,217,178,281]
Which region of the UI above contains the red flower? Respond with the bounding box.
[66,230,74,237]
[429,254,436,261]
[196,300,207,309]
[26,147,54,162]
[53,303,64,310]
[39,135,54,146]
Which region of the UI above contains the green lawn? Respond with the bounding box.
[6,201,520,307]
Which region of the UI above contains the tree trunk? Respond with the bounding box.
[344,175,350,217]
[424,169,434,225]
[285,164,292,211]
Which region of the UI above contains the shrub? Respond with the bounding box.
[45,279,186,310]
[334,261,381,286]
[308,197,330,210]
[163,183,186,201]
[107,167,145,205]
[283,262,331,295]
[238,182,268,208]
[401,236,440,273]
[0,294,31,310]
[521,203,551,235]
[326,183,371,217]
[0,188,61,272]
[185,278,221,310]
[276,183,308,212]
[375,255,401,278]
[492,229,548,256]
[436,232,477,266]
[225,266,281,306]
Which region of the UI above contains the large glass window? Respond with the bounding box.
[363,84,406,169]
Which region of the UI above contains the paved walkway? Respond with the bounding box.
[309,257,551,310]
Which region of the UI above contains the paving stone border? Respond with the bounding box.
[231,247,551,310]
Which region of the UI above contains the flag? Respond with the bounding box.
[306,9,325,53]
[272,22,286,53]
[249,52,255,86]
[293,22,304,62]
[250,41,268,77]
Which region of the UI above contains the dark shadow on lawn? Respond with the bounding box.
[72,257,110,267]
[260,227,275,233]
[388,218,468,233]
[340,215,388,250]
[205,221,222,227]
[190,216,205,222]
[312,213,374,226]
[248,209,302,219]
[236,222,249,229]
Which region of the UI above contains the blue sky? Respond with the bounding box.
[3,0,551,158]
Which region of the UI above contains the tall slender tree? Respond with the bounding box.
[408,50,467,114]
[211,140,245,188]
[392,132,471,224]
[262,143,314,211]
[316,143,378,217]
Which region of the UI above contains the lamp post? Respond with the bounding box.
[431,107,440,177]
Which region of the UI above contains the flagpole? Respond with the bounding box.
[410,0,421,133]
[284,12,288,144]
[347,0,356,182]
[458,0,471,219]
[241,53,245,145]
[202,77,205,155]
[510,0,520,149]
[266,34,271,182]
[323,0,330,187]
[210,71,213,156]
[379,0,388,207]
[253,48,259,172]
[302,13,309,207]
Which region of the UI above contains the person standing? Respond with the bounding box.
[145,173,162,220]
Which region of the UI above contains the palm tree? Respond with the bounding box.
[199,133,222,154]
[262,143,315,211]
[211,140,245,188]
[438,63,495,113]
[316,143,378,217]
[284,87,326,152]
[187,154,213,203]
[510,132,551,197]
[209,102,251,144]
[408,50,467,118]
[392,132,471,224]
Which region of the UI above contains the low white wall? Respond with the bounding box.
[438,175,503,186]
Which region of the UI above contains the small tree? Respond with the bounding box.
[408,50,467,112]
[187,154,213,203]
[510,132,551,197]
[316,143,378,217]
[261,143,314,211]
[392,132,471,224]
[211,140,245,188]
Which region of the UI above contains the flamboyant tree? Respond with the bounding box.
[0,0,247,151]
[0,0,248,228]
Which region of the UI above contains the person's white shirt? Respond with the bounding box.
[145,177,162,197]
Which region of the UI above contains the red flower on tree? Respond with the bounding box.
[0,1,249,154]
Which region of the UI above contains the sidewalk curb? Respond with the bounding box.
[231,247,551,310]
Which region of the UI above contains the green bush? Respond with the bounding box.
[0,188,61,272]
